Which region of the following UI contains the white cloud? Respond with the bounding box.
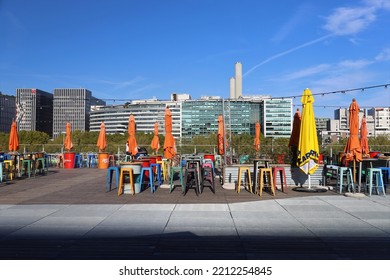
[375,48,390,61]
[282,64,331,80]
[363,0,390,10]
[323,6,376,35]
[337,59,374,69]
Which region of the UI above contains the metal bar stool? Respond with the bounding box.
[139,167,156,193]
[272,166,288,193]
[366,168,386,196]
[338,167,355,194]
[4,160,15,181]
[258,168,275,197]
[118,167,135,196]
[106,166,120,192]
[169,166,185,193]
[35,158,47,175]
[236,166,252,193]
[184,167,200,196]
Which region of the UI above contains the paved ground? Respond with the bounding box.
[0,167,389,259]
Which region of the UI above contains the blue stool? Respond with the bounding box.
[150,163,162,186]
[366,168,386,196]
[74,154,82,168]
[106,166,120,192]
[87,154,97,168]
[338,167,354,194]
[378,167,390,193]
[139,167,155,193]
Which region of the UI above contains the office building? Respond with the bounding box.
[90,98,182,138]
[16,89,53,137]
[261,98,293,138]
[0,93,16,133]
[53,88,105,138]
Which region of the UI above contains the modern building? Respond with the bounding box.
[53,88,105,138]
[261,98,293,138]
[0,92,16,133]
[368,107,390,136]
[90,97,182,138]
[16,88,53,137]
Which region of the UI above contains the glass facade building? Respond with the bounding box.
[53,89,100,138]
[261,98,293,138]
[0,93,16,133]
[16,89,53,137]
[181,98,262,137]
[90,100,182,138]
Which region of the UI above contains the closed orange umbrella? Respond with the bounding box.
[150,121,160,153]
[254,121,260,152]
[127,114,138,156]
[96,121,107,152]
[163,107,176,159]
[288,109,301,148]
[8,120,19,153]
[64,122,73,151]
[217,114,225,155]
[288,109,301,165]
[360,115,369,156]
[344,98,362,163]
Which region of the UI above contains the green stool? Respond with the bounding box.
[170,166,185,194]
[21,159,32,178]
[35,158,47,174]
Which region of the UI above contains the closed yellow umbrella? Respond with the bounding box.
[297,89,319,188]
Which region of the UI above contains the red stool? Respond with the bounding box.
[272,166,288,193]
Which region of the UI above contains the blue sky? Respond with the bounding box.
[1,0,389,118]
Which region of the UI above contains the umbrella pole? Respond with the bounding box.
[308,174,311,189]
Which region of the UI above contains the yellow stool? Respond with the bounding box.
[258,168,275,197]
[236,166,252,193]
[118,167,135,196]
[157,160,169,182]
[4,160,15,180]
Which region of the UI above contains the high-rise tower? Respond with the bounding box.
[235,62,242,98]
[229,77,235,99]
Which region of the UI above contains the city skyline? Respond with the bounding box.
[1,0,390,118]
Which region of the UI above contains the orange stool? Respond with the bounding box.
[118,167,135,196]
[272,166,288,193]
